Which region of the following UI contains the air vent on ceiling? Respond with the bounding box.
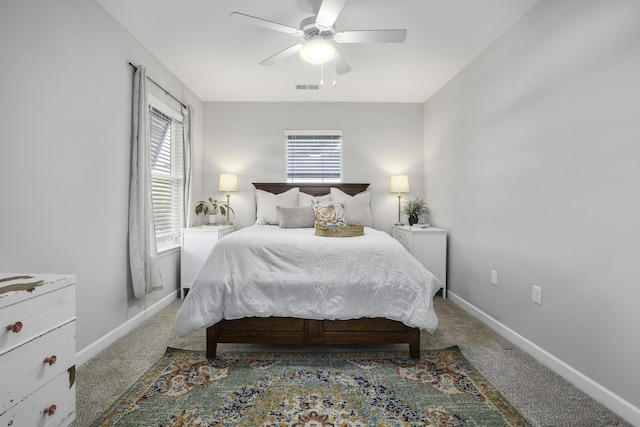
[296,84,320,91]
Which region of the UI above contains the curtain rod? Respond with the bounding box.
[128,62,187,109]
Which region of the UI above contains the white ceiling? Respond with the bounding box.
[97,0,539,103]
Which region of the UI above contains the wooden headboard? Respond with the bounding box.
[253,183,369,196]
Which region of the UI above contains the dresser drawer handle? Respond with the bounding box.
[43,404,57,416]
[6,321,23,333]
[44,355,58,365]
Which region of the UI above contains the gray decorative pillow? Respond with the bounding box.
[276,206,315,228]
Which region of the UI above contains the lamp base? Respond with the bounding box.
[224,193,233,226]
[396,195,404,227]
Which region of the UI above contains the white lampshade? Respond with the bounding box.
[300,41,336,64]
[218,174,238,193]
[390,175,410,194]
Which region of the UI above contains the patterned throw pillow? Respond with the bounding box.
[311,201,346,227]
[276,206,315,228]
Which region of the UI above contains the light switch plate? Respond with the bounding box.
[491,270,498,286]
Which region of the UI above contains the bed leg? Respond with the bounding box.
[409,327,420,359]
[206,326,217,358]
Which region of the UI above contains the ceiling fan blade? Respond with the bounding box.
[334,50,351,75]
[230,12,302,36]
[335,29,407,44]
[315,0,348,30]
[260,44,303,66]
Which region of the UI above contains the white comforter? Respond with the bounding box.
[175,225,439,335]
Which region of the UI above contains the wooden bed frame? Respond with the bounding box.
[205,183,420,358]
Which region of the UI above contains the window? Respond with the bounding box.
[149,98,184,249]
[285,130,343,183]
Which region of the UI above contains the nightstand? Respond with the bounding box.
[392,225,447,297]
[180,225,235,299]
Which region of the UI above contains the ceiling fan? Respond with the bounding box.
[230,0,407,75]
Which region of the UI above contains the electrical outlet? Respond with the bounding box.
[532,285,542,305]
[490,270,498,286]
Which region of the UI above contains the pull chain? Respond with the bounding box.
[333,56,337,87]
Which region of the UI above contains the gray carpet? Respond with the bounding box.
[72,296,629,427]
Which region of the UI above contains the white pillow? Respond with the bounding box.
[255,187,299,225]
[298,192,330,207]
[330,187,374,227]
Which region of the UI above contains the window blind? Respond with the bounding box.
[285,131,343,183]
[149,106,184,244]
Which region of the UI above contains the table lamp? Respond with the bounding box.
[390,175,410,226]
[218,173,238,225]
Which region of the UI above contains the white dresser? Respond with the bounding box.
[181,225,235,299]
[0,274,76,427]
[392,226,448,297]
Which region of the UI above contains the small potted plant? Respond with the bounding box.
[195,198,234,224]
[402,196,429,226]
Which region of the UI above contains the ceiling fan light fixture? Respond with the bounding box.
[299,41,336,64]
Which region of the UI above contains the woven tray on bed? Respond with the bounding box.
[315,224,364,237]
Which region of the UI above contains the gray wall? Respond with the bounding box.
[2,0,638,420]
[0,0,204,354]
[424,0,640,412]
[199,102,425,234]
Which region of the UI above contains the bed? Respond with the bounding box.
[175,183,439,358]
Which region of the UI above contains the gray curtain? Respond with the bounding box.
[182,104,194,228]
[128,65,163,298]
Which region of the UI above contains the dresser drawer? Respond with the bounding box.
[0,368,76,427]
[1,321,75,413]
[0,275,75,308]
[0,285,75,354]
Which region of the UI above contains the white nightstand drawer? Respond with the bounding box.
[1,321,75,413]
[397,241,410,252]
[392,229,410,246]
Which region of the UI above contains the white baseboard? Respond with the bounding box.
[75,291,179,368]
[447,291,640,426]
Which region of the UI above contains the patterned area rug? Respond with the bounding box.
[91,346,530,426]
